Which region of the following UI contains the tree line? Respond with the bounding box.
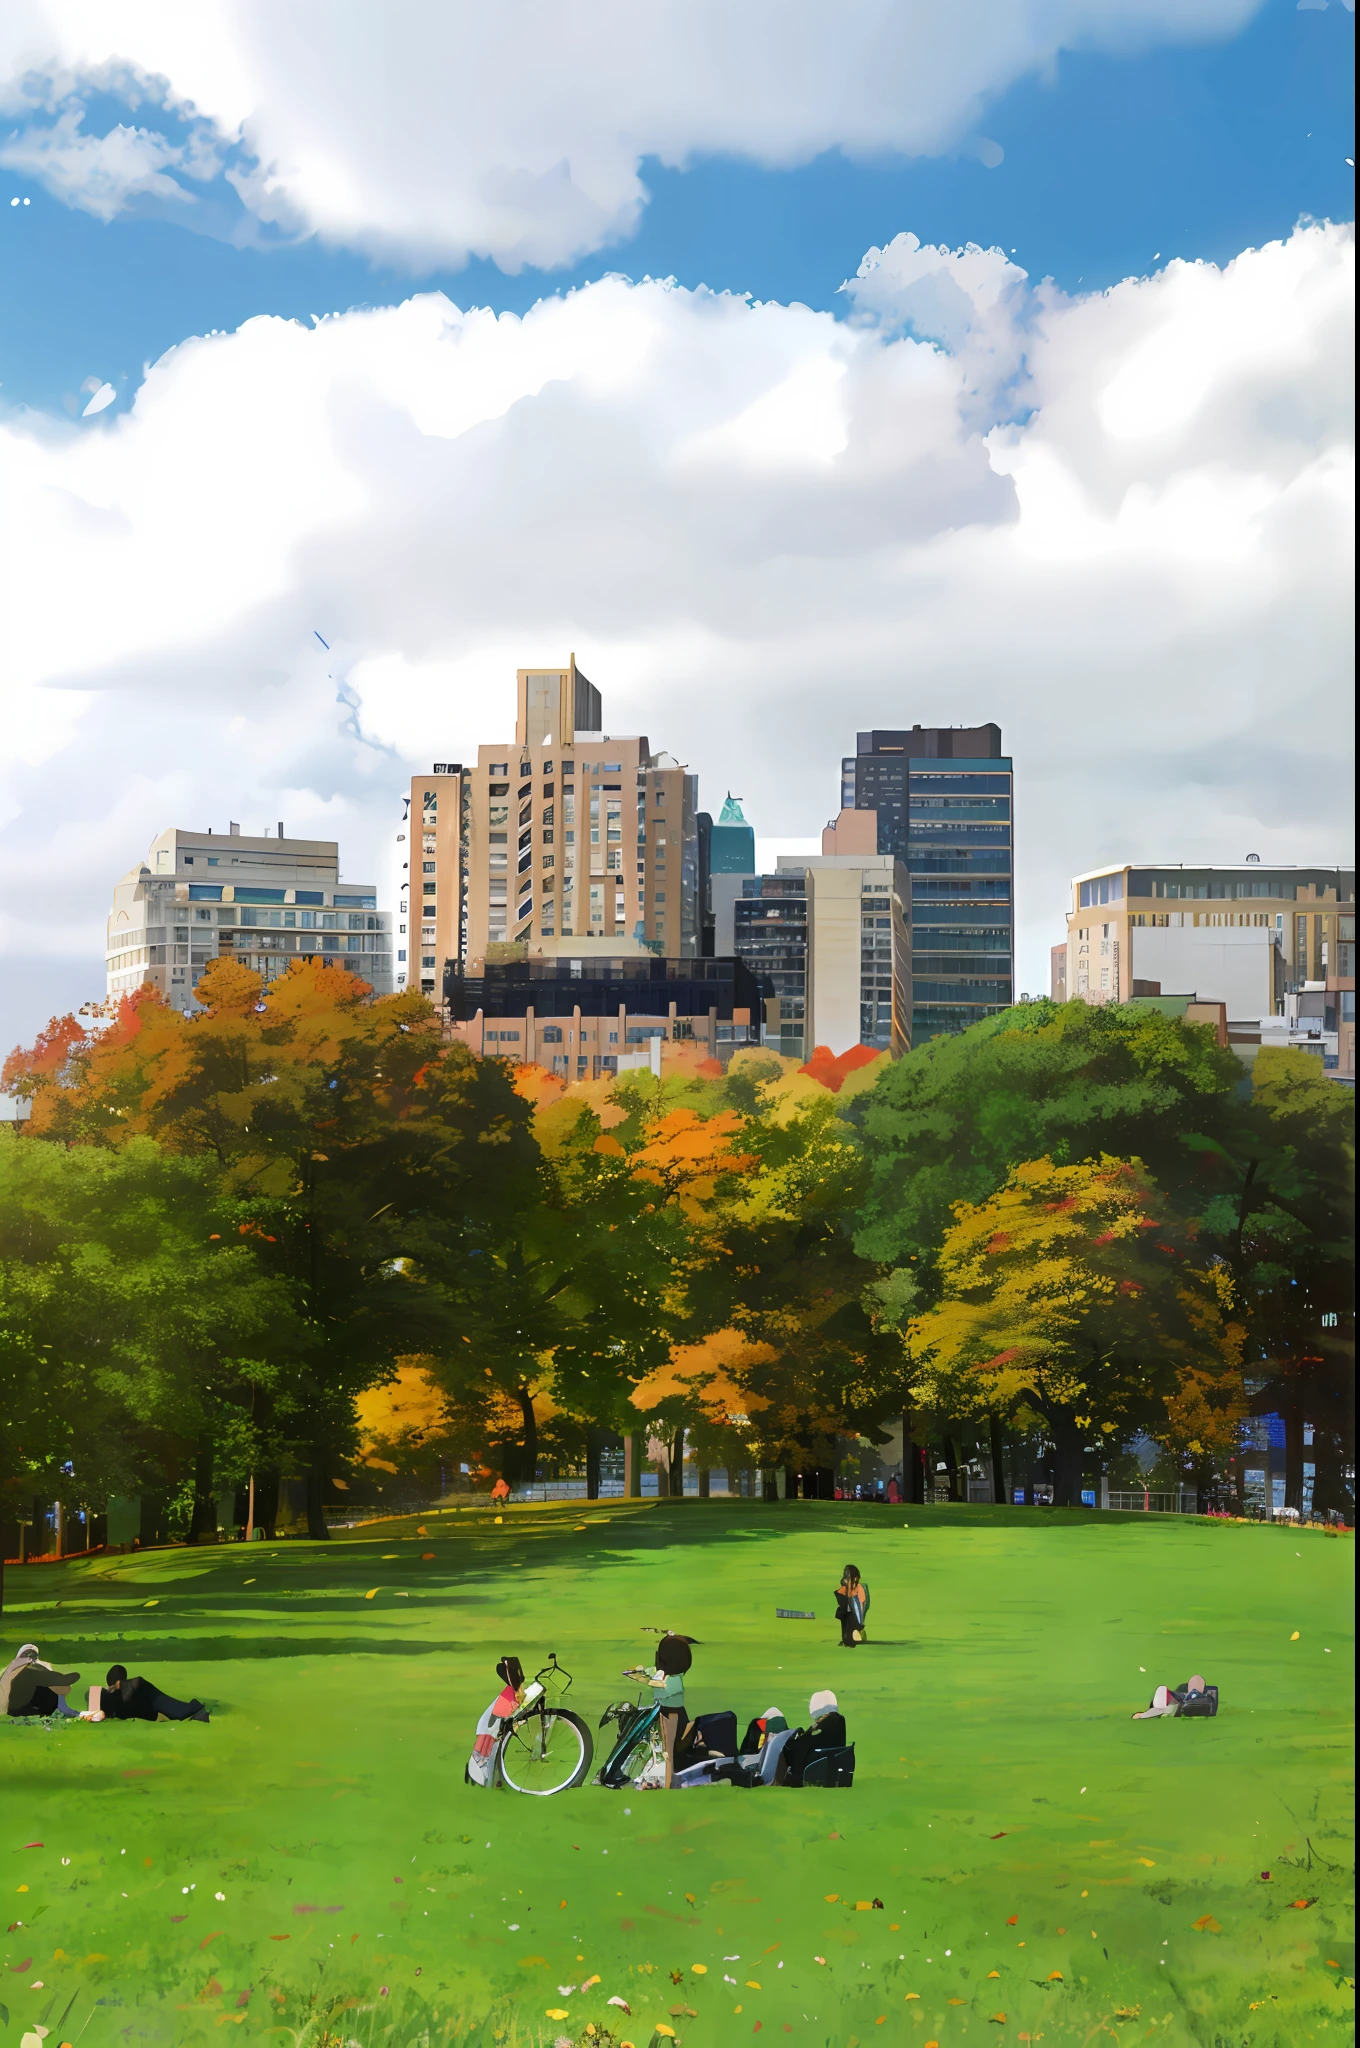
[1,957,1352,1549]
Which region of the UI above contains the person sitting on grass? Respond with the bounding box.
[1,1644,80,1719]
[739,1705,789,1757]
[83,1666,209,1723]
[835,1564,869,1646]
[776,1689,848,1785]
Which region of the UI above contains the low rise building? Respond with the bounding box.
[443,953,772,1078]
[1061,861,1354,1033]
[106,825,392,1010]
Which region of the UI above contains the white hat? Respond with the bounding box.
[762,1706,785,1721]
[809,1689,837,1718]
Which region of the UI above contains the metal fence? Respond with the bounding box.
[1106,1490,1198,1515]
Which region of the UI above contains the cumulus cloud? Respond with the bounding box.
[1,0,1263,267]
[0,222,1352,1049]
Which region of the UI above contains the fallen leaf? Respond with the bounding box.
[690,1962,707,1973]
[1290,1631,1299,1641]
[1006,1916,1019,1926]
[987,1969,1001,1978]
[545,2011,569,2022]
[948,1995,967,2003]
[422,1553,435,1560]
[855,1902,873,1912]
[1136,1858,1156,1868]
[144,1600,159,1608]
[1047,1969,1063,1980]
[1191,1915,1221,1933]
[746,1979,762,1989]
[990,1832,1009,1840]
[989,2017,1008,2027]
[364,1590,378,1600]
[1289,1899,1317,1911]
[824,1894,840,1904]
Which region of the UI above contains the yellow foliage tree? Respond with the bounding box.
[907,1154,1245,1505]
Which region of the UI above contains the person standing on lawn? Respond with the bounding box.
[834,1564,869,1646]
[623,1632,695,1788]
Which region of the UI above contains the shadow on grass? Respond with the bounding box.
[20,1635,478,1664]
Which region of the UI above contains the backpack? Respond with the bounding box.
[1174,1684,1219,1718]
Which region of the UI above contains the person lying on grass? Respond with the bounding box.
[776,1689,848,1784]
[1,1643,81,1719]
[81,1665,209,1723]
[1132,1674,1215,1720]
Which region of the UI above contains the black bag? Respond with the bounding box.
[801,1744,856,1788]
[679,1710,738,1762]
[1175,1684,1218,1718]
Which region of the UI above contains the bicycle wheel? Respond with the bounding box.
[497,1709,594,1795]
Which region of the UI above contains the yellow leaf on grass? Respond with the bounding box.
[987,1969,1001,1978]
[364,1590,378,1600]
[746,1980,761,1989]
[1290,1631,1299,1641]
[824,1893,840,1903]
[655,2029,676,2040]
[990,2017,1008,2026]
[546,2009,570,2021]
[494,1516,503,1524]
[1048,1970,1063,1980]
[1192,1915,1221,1933]
[144,1599,159,1608]
[1135,1858,1156,1867]
[690,1962,707,1973]
[948,1995,967,2003]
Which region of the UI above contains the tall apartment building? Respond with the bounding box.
[398,658,700,997]
[732,854,911,1062]
[838,723,1013,1043]
[106,825,392,1011]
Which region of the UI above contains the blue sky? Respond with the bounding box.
[0,0,1353,1055]
[1,0,1352,421]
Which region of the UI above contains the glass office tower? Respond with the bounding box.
[733,870,808,1058]
[841,723,1013,1043]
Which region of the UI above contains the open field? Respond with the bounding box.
[0,1502,1353,2047]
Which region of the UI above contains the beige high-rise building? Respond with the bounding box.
[106,825,392,1011]
[398,658,700,997]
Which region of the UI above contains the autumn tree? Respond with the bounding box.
[906,1154,1245,1506]
[4,960,543,1534]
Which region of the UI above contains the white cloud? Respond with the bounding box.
[0,0,1263,267]
[0,223,1351,1052]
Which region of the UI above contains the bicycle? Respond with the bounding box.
[493,1653,595,1795]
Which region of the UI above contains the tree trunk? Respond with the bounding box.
[585,1430,602,1502]
[725,1465,743,1499]
[188,1432,217,1545]
[1283,1398,1306,1515]
[943,1437,962,1503]
[625,1433,643,1499]
[902,1413,925,1505]
[989,1413,1008,1504]
[697,1465,711,1499]
[305,1461,330,1541]
[668,1428,686,1497]
[255,1469,280,1541]
[515,1385,538,1489]
[1049,1411,1084,1507]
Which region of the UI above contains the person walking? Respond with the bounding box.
[834,1564,869,1647]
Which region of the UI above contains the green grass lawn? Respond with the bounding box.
[0,1503,1353,2048]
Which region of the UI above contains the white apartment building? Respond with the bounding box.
[106,824,393,1012]
[775,849,911,1057]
